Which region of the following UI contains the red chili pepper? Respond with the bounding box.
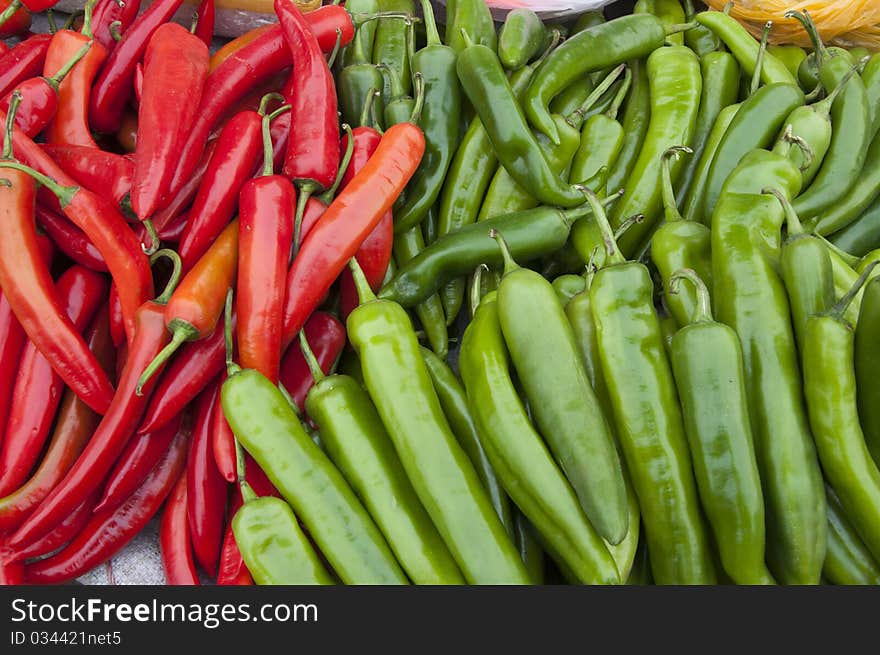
[158,210,188,242]
[0,305,113,533]
[337,126,393,319]
[116,109,136,152]
[8,252,182,551]
[277,0,340,247]
[40,143,133,206]
[136,220,238,394]
[91,0,141,53]
[88,0,185,134]
[0,166,114,414]
[0,235,51,447]
[0,42,9,57]
[1,159,155,345]
[211,373,235,482]
[269,109,290,172]
[133,60,143,105]
[131,23,209,222]
[237,106,294,383]
[23,423,189,583]
[36,205,107,273]
[187,380,226,577]
[148,136,218,235]
[0,0,31,38]
[0,265,108,497]
[279,311,346,413]
[138,311,232,435]
[281,121,425,346]
[0,33,52,101]
[194,0,214,48]
[19,0,59,12]
[108,283,124,347]
[160,470,200,585]
[42,4,108,149]
[13,492,98,561]
[177,109,263,271]
[166,6,354,206]
[94,412,182,514]
[0,550,24,585]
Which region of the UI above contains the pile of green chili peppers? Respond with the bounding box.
[222,0,880,585]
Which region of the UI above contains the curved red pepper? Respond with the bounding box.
[91,0,142,54]
[0,168,114,414]
[0,265,107,497]
[24,424,188,584]
[88,0,185,134]
[186,381,226,577]
[0,0,31,38]
[108,283,124,347]
[178,109,263,271]
[194,0,215,48]
[131,23,209,221]
[166,6,353,205]
[270,110,291,172]
[9,295,174,551]
[279,311,346,414]
[160,471,200,585]
[158,210,188,242]
[0,235,52,448]
[281,122,425,346]
[36,205,107,273]
[211,375,235,483]
[138,312,232,435]
[0,306,113,533]
[148,136,218,235]
[13,492,98,561]
[0,34,51,99]
[40,144,133,206]
[95,412,182,514]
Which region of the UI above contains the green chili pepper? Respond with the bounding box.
[768,45,807,79]
[392,226,447,359]
[634,0,685,46]
[804,263,880,565]
[393,0,460,235]
[232,494,335,585]
[380,200,617,308]
[793,53,871,226]
[341,0,379,69]
[587,191,715,584]
[346,261,529,584]
[491,229,628,544]
[608,45,702,257]
[298,335,464,584]
[456,37,591,208]
[498,8,544,70]
[606,58,650,196]
[524,14,685,145]
[676,52,740,207]
[372,0,414,104]
[855,276,880,467]
[824,485,880,585]
[513,513,544,584]
[420,346,514,536]
[789,10,852,93]
[552,274,586,305]
[651,147,712,328]
[338,36,386,129]
[221,370,408,585]
[382,56,417,126]
[422,203,438,245]
[570,10,605,35]
[830,200,880,257]
[862,53,880,137]
[666,269,773,585]
[458,290,620,584]
[711,181,825,584]
[695,12,797,86]
[444,0,496,54]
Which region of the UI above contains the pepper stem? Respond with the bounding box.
[762,186,804,235]
[47,9,58,33]
[669,268,713,323]
[459,28,475,49]
[409,72,425,124]
[661,146,691,223]
[326,28,344,69]
[81,0,98,38]
[581,186,625,266]
[258,91,286,117]
[260,102,290,177]
[235,438,257,503]
[779,125,815,173]
[583,248,600,289]
[350,25,370,66]
[785,10,827,64]
[141,218,159,256]
[606,66,632,120]
[812,59,864,116]
[489,229,519,277]
[136,322,200,396]
[0,1,22,31]
[830,261,880,320]
[359,87,380,129]
[418,0,442,46]
[292,186,315,259]
[750,21,772,96]
[349,256,377,305]
[683,0,695,21]
[318,123,353,204]
[536,28,561,65]
[151,248,183,304]
[46,40,93,92]
[0,161,79,207]
[224,287,240,376]
[298,331,325,384]
[561,188,624,223]
[615,214,645,240]
[666,22,698,35]
[2,90,21,160]
[469,264,488,319]
[566,64,626,129]
[109,20,122,42]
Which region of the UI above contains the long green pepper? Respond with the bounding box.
[606,58,650,195]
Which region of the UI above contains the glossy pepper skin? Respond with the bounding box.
[40,144,133,208]
[711,165,825,584]
[0,34,52,100]
[445,0,496,54]
[823,485,880,585]
[459,291,620,584]
[90,0,141,53]
[372,0,413,104]
[393,0,460,235]
[856,277,880,467]
[456,40,589,209]
[681,102,739,224]
[301,338,464,584]
[498,9,544,70]
[160,473,200,585]
[587,192,715,585]
[347,263,530,584]
[393,227,447,359]
[606,58,649,196]
[830,200,880,258]
[668,269,773,585]
[221,366,408,585]
[803,268,880,565]
[492,231,627,545]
